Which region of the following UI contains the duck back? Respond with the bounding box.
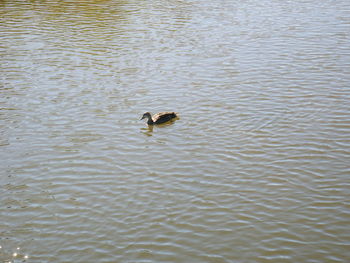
[153,112,178,124]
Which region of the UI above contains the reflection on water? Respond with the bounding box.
[1,0,350,262]
[140,118,180,136]
[140,125,154,137]
[0,245,29,262]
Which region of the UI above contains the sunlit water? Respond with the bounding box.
[1,0,349,262]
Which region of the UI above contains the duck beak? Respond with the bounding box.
[140,116,145,120]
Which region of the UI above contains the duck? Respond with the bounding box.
[140,112,178,125]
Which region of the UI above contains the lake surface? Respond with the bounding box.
[1,0,349,262]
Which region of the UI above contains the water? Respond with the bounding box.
[1,0,349,262]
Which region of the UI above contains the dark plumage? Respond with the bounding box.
[140,112,178,125]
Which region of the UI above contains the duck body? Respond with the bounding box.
[141,112,178,125]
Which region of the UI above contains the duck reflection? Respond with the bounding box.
[140,119,178,136]
[141,125,154,136]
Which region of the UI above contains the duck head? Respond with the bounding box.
[140,112,152,120]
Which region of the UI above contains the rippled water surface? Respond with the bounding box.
[1,0,350,262]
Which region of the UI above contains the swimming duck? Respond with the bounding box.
[140,112,178,125]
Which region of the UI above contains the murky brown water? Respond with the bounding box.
[1,0,349,262]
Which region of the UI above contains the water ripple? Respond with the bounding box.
[1,0,350,262]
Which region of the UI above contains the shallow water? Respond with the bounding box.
[1,0,350,262]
